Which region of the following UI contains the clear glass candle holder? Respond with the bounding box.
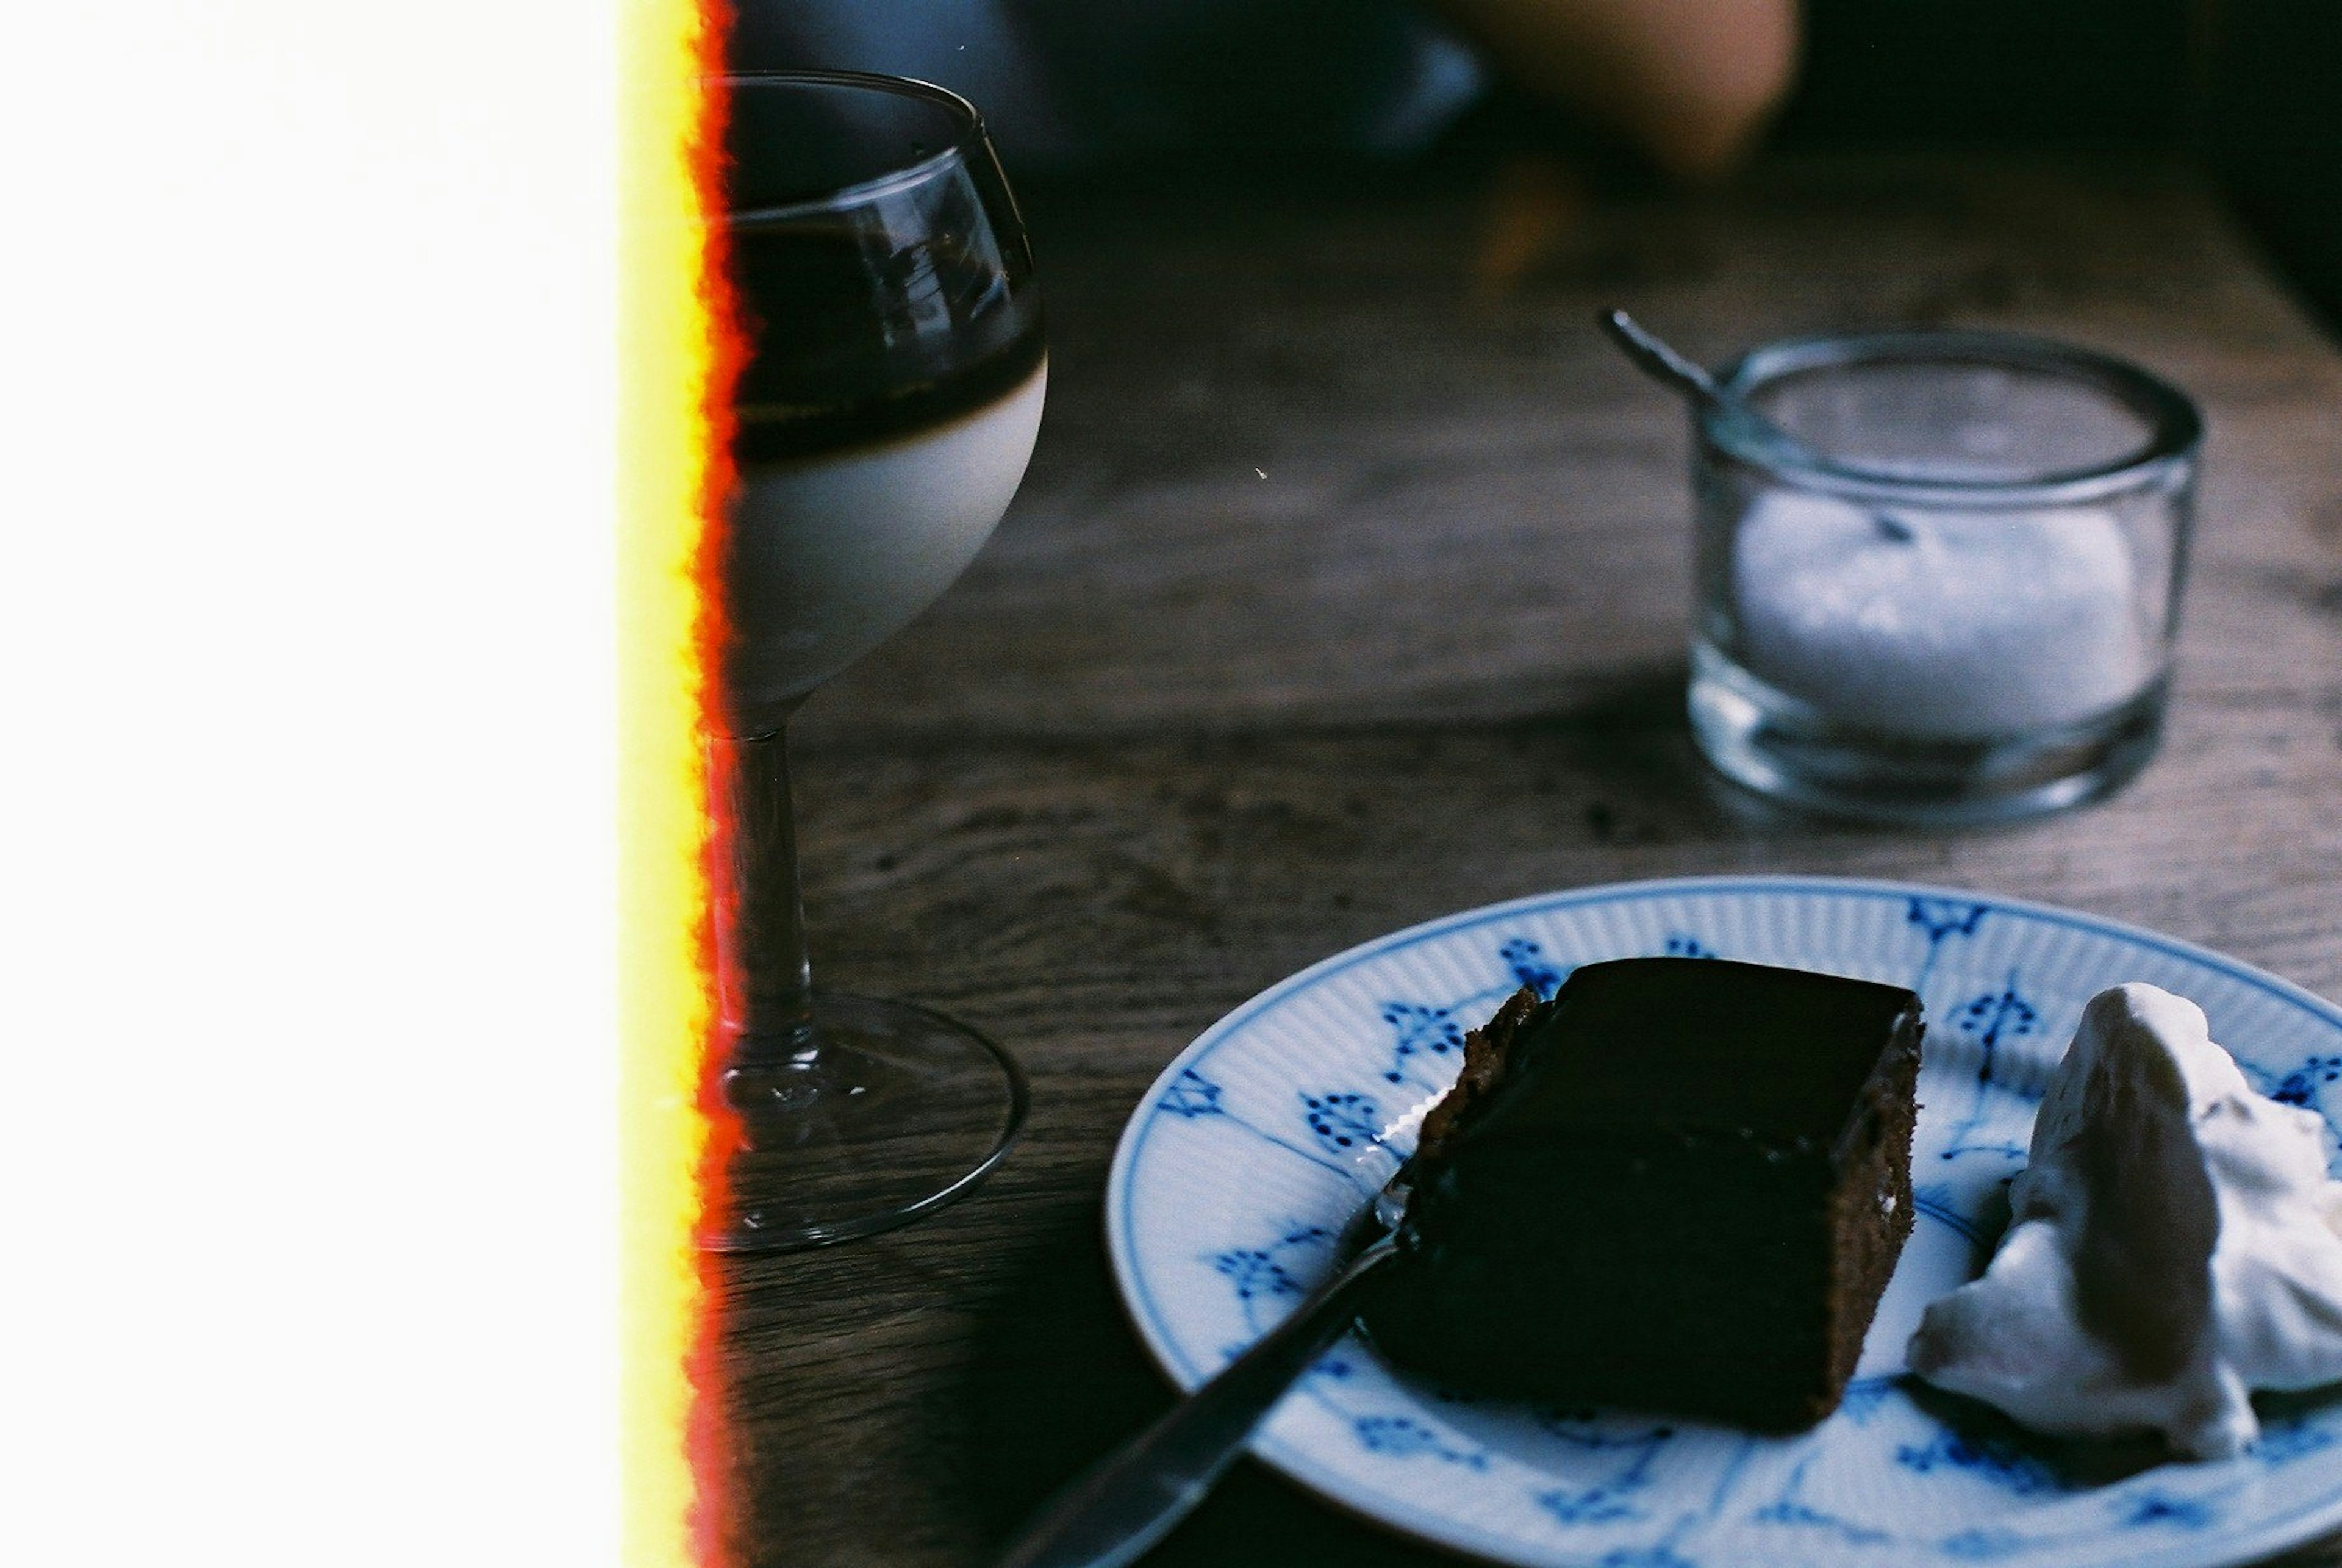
[1685,330,2202,826]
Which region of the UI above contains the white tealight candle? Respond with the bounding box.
[1732,492,2156,740]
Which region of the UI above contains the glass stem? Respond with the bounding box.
[714,721,815,1054]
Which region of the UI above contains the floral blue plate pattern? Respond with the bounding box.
[1104,877,2342,1568]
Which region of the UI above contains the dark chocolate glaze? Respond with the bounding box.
[1443,957,1921,1151]
[1364,957,1924,1431]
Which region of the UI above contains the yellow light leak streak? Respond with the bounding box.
[618,6,720,1566]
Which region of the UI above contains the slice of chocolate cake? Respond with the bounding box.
[1361,957,1922,1431]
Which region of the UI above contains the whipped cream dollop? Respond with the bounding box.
[1907,983,2342,1459]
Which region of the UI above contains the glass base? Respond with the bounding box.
[1688,641,2167,827]
[698,992,1029,1253]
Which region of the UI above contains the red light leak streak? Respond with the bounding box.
[684,18,745,1567]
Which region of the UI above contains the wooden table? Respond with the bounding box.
[716,151,2342,1567]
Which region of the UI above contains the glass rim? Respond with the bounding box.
[1702,329,2204,507]
[720,70,986,228]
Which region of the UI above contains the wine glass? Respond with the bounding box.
[703,71,1044,1251]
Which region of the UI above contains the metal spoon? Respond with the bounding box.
[994,1168,1413,1568]
[1598,308,1913,542]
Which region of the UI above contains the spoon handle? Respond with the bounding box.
[994,1237,1398,1568]
[1598,308,1724,403]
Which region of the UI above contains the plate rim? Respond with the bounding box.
[1102,873,2342,1568]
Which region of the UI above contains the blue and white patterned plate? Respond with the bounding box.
[1105,876,2342,1568]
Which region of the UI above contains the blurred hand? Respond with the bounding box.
[1431,0,1800,177]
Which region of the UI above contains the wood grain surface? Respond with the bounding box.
[720,152,2342,1568]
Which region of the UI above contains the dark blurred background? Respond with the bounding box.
[1780,0,2341,335]
[2197,1,2342,335]
[733,0,2342,335]
[1778,0,2197,149]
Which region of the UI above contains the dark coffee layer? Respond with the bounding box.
[1364,958,1923,1431]
[728,177,1040,466]
[734,320,1044,465]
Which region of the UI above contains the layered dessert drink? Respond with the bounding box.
[722,181,1044,736]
